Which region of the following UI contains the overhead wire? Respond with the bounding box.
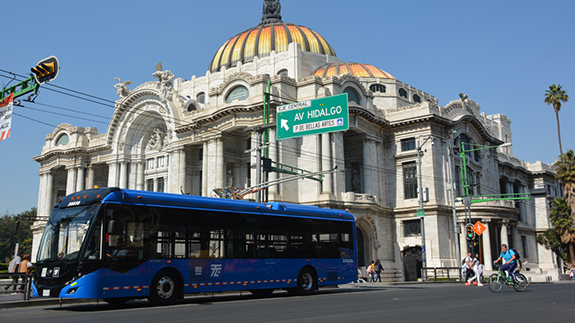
[1,69,559,215]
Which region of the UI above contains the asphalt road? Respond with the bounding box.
[1,283,574,322]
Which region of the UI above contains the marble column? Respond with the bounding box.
[86,166,94,189]
[119,161,128,188]
[178,148,187,194]
[482,219,493,271]
[66,167,76,195]
[44,171,53,214]
[321,132,333,195]
[136,162,145,191]
[107,162,118,187]
[76,166,85,192]
[362,137,371,195]
[202,141,208,196]
[215,138,225,188]
[500,221,509,249]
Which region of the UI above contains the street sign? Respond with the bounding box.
[416,209,424,217]
[276,93,349,140]
[472,221,487,236]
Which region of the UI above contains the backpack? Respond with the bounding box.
[510,248,521,261]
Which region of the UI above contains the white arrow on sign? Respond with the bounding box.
[281,119,289,131]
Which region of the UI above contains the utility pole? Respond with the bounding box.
[447,130,461,273]
[417,136,433,280]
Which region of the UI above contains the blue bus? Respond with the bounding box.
[33,187,357,305]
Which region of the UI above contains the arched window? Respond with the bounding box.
[56,134,69,146]
[196,92,205,104]
[343,87,361,105]
[369,84,386,93]
[398,88,407,98]
[226,85,249,103]
[277,69,288,77]
[413,94,421,103]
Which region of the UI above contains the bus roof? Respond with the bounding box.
[56,187,354,221]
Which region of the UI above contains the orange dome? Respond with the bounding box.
[209,22,337,73]
[312,62,395,79]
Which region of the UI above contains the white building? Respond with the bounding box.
[32,0,562,281]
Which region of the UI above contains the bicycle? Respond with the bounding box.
[488,263,528,293]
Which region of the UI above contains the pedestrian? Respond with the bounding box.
[462,252,473,284]
[570,265,575,281]
[374,259,383,282]
[367,260,374,282]
[467,253,483,287]
[4,253,22,292]
[18,254,33,293]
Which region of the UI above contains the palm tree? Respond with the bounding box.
[544,84,569,155]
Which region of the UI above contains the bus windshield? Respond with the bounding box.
[37,204,100,263]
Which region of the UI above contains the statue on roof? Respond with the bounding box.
[262,0,282,24]
[152,62,175,102]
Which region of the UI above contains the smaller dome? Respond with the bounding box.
[312,62,395,79]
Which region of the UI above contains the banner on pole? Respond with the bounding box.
[0,93,14,141]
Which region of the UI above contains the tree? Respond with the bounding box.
[544,84,569,155]
[0,208,37,263]
[555,149,575,218]
[537,198,573,265]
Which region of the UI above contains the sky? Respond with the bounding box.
[1,0,574,215]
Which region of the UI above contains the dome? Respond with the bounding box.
[312,62,395,79]
[209,1,336,73]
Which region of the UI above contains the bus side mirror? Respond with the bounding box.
[107,220,117,235]
[12,220,20,235]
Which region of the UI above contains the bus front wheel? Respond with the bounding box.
[148,269,179,305]
[288,267,317,296]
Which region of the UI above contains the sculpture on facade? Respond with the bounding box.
[146,126,166,151]
[152,62,175,102]
[114,77,133,99]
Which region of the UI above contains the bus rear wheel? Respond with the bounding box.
[288,267,317,296]
[148,270,179,305]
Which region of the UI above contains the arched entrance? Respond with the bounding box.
[403,247,422,281]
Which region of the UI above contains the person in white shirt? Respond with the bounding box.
[467,253,483,287]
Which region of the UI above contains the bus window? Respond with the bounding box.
[83,220,102,260]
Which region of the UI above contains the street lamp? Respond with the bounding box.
[417,136,433,280]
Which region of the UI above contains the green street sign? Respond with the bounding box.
[416,209,424,217]
[276,93,349,140]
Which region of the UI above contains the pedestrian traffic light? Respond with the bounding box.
[31,56,59,84]
[466,223,475,241]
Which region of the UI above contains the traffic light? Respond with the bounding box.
[465,223,475,241]
[31,56,59,84]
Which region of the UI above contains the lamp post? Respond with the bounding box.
[417,136,433,280]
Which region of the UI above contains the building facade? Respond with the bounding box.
[32,0,562,281]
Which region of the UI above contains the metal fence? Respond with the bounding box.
[0,273,33,300]
[421,267,463,282]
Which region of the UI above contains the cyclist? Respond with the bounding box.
[493,244,517,283]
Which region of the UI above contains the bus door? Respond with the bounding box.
[102,216,148,299]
